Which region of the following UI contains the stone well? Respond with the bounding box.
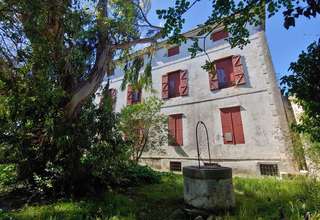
[183,165,235,211]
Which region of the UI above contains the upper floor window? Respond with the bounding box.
[211,29,229,41]
[162,70,188,99]
[168,46,180,57]
[209,55,245,91]
[127,85,141,105]
[168,71,181,98]
[216,57,234,89]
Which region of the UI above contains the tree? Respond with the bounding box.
[0,0,319,194]
[0,0,164,195]
[157,0,319,50]
[281,40,320,142]
[118,97,167,163]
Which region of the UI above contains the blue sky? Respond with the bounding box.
[147,1,320,82]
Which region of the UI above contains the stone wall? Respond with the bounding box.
[104,27,297,175]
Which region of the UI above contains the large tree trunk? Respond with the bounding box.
[64,0,110,119]
[64,48,112,119]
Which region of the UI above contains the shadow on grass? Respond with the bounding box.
[1,175,320,220]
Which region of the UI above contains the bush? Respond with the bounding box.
[0,164,16,189]
[118,97,167,163]
[117,164,161,187]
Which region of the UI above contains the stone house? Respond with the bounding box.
[100,24,298,176]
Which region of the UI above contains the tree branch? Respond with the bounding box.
[112,31,163,50]
[131,1,162,30]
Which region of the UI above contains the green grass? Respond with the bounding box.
[1,171,320,220]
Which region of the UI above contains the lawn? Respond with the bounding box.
[1,166,320,220]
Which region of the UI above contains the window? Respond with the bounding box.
[170,161,182,171]
[216,57,234,89]
[168,114,183,146]
[132,90,141,104]
[220,107,245,144]
[168,71,180,98]
[108,88,117,110]
[127,85,141,105]
[162,70,188,99]
[211,29,228,41]
[209,55,245,90]
[168,46,179,57]
[260,164,279,176]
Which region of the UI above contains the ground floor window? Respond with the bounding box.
[168,114,183,146]
[220,106,245,144]
[170,161,182,172]
[260,164,279,176]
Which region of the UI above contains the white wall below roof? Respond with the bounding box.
[106,29,296,175]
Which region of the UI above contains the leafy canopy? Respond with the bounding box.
[281,40,320,142]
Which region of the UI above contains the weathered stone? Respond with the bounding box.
[183,166,235,211]
[107,27,298,176]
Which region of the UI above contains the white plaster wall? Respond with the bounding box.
[106,28,296,174]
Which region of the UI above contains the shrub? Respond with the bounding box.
[118,97,167,163]
[117,164,161,187]
[0,164,16,189]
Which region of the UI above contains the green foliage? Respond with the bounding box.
[120,55,154,92]
[117,163,161,187]
[0,80,129,195]
[0,164,16,191]
[2,175,320,219]
[119,97,167,162]
[281,41,320,143]
[0,0,161,196]
[157,0,320,72]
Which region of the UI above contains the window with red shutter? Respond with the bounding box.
[211,30,229,41]
[127,85,141,105]
[179,70,188,96]
[162,74,169,99]
[168,71,180,98]
[168,114,183,146]
[220,107,245,144]
[232,55,246,85]
[209,55,245,91]
[168,46,179,57]
[165,70,188,98]
[215,57,234,89]
[132,90,141,104]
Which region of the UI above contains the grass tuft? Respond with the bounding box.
[1,170,320,220]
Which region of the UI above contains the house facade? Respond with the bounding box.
[102,25,298,176]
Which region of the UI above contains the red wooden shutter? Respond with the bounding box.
[211,30,229,41]
[220,109,234,144]
[173,72,180,97]
[162,74,169,99]
[168,116,176,145]
[168,46,180,57]
[230,107,245,144]
[232,55,245,85]
[209,70,219,91]
[179,70,188,96]
[127,85,133,105]
[176,115,183,146]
